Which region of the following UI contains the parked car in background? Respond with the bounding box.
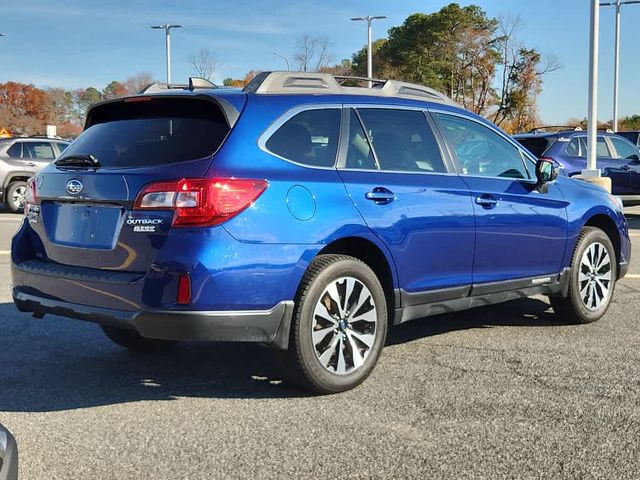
[616,130,640,148]
[11,73,630,393]
[0,423,18,480]
[514,127,640,205]
[0,137,70,212]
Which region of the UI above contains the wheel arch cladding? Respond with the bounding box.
[317,236,397,315]
[584,214,621,266]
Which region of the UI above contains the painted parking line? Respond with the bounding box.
[0,251,10,255]
[625,274,640,279]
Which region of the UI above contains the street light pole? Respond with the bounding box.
[586,0,600,175]
[151,24,183,84]
[351,15,387,87]
[272,52,290,71]
[600,0,640,132]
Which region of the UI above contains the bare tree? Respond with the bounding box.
[293,34,334,72]
[124,72,155,93]
[188,49,221,81]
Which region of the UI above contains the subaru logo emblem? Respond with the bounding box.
[66,179,83,195]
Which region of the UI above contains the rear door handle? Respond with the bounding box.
[365,187,395,205]
[475,195,498,208]
[26,162,36,167]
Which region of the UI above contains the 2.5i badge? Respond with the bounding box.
[127,217,163,232]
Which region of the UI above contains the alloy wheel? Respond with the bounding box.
[578,242,612,311]
[311,276,378,375]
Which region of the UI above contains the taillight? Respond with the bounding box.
[24,177,37,214]
[134,178,267,227]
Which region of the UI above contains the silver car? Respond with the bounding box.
[0,137,70,212]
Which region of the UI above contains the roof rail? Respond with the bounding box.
[243,71,459,106]
[528,125,584,134]
[139,77,218,94]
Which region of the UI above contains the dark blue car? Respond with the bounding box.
[11,73,631,393]
[514,128,640,205]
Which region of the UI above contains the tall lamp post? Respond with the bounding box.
[600,1,640,132]
[272,51,290,71]
[151,24,183,83]
[350,15,387,87]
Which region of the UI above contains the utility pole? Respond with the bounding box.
[600,1,640,132]
[151,24,183,83]
[350,15,387,87]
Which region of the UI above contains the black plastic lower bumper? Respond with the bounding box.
[13,289,294,350]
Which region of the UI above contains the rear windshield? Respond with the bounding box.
[514,137,555,158]
[60,98,229,168]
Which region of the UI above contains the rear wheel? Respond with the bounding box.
[549,227,616,324]
[100,325,177,353]
[6,180,27,213]
[286,254,388,394]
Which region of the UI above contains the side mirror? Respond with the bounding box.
[535,158,558,185]
[627,154,640,162]
[0,424,18,480]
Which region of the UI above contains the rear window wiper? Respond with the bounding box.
[55,154,101,168]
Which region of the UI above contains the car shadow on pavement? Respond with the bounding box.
[0,297,560,411]
[386,297,561,346]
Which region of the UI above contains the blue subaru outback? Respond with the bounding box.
[11,73,631,393]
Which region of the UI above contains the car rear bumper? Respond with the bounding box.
[13,288,294,349]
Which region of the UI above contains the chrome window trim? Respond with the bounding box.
[340,105,456,176]
[429,108,536,182]
[257,103,344,171]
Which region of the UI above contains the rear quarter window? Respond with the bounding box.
[61,97,230,168]
[265,108,340,167]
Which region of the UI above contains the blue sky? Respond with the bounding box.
[1,0,639,124]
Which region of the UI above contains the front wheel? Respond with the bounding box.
[286,254,388,394]
[549,227,617,324]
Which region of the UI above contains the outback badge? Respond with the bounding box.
[127,217,163,232]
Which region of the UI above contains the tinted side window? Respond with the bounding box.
[357,109,446,173]
[566,138,584,157]
[435,113,530,180]
[346,110,376,170]
[266,109,340,167]
[596,137,611,157]
[6,142,23,158]
[26,142,55,159]
[55,142,70,155]
[610,137,639,160]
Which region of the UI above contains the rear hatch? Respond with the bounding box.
[26,94,237,273]
[513,135,557,158]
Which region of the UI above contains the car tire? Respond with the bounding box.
[100,325,178,353]
[6,180,28,213]
[549,227,617,324]
[285,254,388,394]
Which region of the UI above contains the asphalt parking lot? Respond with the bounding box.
[0,210,639,479]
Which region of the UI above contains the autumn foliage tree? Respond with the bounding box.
[0,82,51,135]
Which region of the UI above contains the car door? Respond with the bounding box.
[565,136,631,194]
[608,135,640,195]
[338,107,475,301]
[432,111,568,287]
